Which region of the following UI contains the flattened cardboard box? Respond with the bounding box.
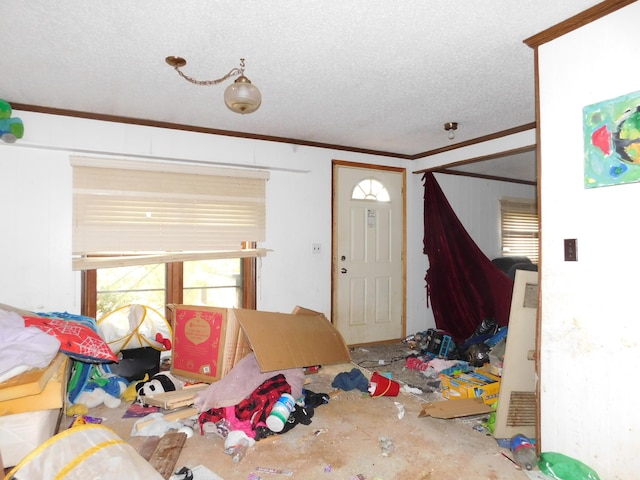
[231,307,351,372]
[169,305,351,383]
[419,397,493,419]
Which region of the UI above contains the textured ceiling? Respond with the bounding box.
[1,1,602,174]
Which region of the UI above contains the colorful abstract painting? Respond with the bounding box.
[584,90,640,188]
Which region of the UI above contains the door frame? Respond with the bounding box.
[331,159,407,346]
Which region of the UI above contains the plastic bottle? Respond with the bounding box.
[226,437,249,463]
[510,433,537,470]
[231,439,248,463]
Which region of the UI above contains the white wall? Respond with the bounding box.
[0,110,533,338]
[537,3,640,478]
[435,173,535,260]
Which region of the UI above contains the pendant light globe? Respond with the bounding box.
[224,75,262,114]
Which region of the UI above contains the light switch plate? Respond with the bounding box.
[564,239,577,261]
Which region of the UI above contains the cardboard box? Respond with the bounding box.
[168,305,251,383]
[439,369,501,405]
[169,305,351,383]
[419,397,493,419]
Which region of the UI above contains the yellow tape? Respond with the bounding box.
[5,424,119,479]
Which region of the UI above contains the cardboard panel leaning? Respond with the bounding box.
[169,305,351,383]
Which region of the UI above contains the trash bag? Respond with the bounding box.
[97,304,171,354]
[465,342,491,367]
[538,452,601,480]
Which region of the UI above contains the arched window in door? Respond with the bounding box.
[351,178,390,202]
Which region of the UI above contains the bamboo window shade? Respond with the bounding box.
[500,197,539,264]
[71,156,268,270]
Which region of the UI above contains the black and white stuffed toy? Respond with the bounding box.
[135,372,185,405]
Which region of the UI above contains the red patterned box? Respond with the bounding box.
[169,305,251,383]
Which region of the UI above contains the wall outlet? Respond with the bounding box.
[312,243,321,254]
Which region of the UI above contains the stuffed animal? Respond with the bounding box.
[72,381,127,410]
[67,362,129,415]
[136,371,184,405]
[0,99,24,143]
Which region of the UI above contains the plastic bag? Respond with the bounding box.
[538,452,600,480]
[97,304,171,354]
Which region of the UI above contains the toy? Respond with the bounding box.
[136,371,185,405]
[67,362,129,414]
[0,99,24,143]
[73,381,127,409]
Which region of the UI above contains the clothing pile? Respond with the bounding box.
[194,352,329,441]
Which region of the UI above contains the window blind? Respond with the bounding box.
[500,197,539,264]
[72,156,269,270]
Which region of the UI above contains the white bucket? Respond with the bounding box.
[5,424,163,480]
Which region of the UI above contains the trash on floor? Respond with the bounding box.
[419,397,493,419]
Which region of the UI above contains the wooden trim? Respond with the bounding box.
[412,145,537,185]
[443,145,536,168]
[413,144,536,173]
[10,102,411,160]
[332,159,405,173]
[81,270,97,318]
[165,262,183,320]
[242,242,257,310]
[532,44,543,456]
[436,169,536,186]
[13,101,536,161]
[410,123,536,159]
[524,0,636,48]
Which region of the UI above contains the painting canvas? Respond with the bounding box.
[584,89,640,188]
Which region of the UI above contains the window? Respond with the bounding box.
[500,197,539,264]
[182,258,243,308]
[351,178,390,201]
[83,257,255,320]
[95,263,166,319]
[73,157,264,318]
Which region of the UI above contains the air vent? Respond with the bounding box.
[506,391,537,427]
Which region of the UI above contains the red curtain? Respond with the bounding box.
[422,172,513,343]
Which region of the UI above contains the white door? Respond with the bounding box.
[332,162,405,345]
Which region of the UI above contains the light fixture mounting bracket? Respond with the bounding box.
[165,56,187,68]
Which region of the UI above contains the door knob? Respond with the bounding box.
[341,268,347,274]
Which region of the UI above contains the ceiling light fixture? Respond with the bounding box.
[444,122,458,140]
[165,56,262,114]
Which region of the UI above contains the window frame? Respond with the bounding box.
[81,255,257,321]
[499,197,539,264]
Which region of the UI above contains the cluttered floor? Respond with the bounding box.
[50,343,530,480]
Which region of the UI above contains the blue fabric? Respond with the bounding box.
[331,368,369,392]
